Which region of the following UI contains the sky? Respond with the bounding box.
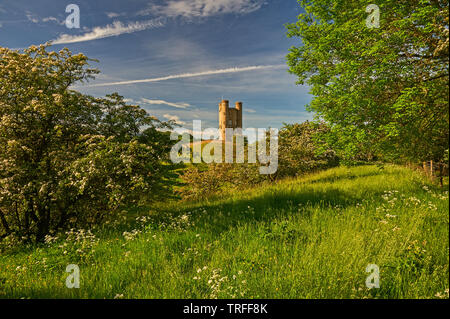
[0,0,313,131]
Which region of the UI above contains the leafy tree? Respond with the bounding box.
[0,44,175,242]
[286,0,449,164]
[277,121,339,177]
[179,162,265,201]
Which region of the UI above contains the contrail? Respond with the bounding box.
[81,65,285,87]
[53,19,165,44]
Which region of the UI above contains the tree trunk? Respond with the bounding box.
[430,160,433,177]
[35,205,50,242]
[0,208,11,236]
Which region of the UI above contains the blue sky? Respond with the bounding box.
[0,0,313,130]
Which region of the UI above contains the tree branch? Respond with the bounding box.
[0,207,11,235]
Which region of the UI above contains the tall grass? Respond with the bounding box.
[0,165,448,299]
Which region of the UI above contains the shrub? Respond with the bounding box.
[276,121,339,177]
[0,44,176,242]
[179,121,339,200]
[179,163,265,201]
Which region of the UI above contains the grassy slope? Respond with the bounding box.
[0,165,448,299]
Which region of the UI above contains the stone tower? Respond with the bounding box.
[219,100,243,140]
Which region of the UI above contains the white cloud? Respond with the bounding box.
[26,13,39,23]
[42,16,59,23]
[24,13,64,25]
[46,1,264,44]
[121,98,191,109]
[245,108,257,113]
[42,16,66,26]
[141,0,265,18]
[141,99,191,109]
[83,64,284,87]
[52,18,165,44]
[106,12,122,18]
[163,114,186,125]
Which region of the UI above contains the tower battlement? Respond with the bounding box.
[219,100,243,140]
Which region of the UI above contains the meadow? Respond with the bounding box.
[0,165,448,299]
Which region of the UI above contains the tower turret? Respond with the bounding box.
[219,100,229,140]
[218,99,243,141]
[235,102,243,129]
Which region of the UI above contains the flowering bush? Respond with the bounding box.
[0,44,176,242]
[276,121,339,177]
[179,163,265,200]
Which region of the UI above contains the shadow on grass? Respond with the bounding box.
[159,186,368,236]
[305,167,387,185]
[133,167,407,236]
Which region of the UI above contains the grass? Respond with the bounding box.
[0,165,448,299]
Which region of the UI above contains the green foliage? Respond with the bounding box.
[0,44,176,242]
[179,121,339,200]
[277,121,339,177]
[0,166,448,298]
[286,0,449,164]
[179,163,266,201]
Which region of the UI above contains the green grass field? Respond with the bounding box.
[0,165,448,299]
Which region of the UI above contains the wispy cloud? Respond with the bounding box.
[163,114,186,125]
[121,98,191,109]
[46,1,264,45]
[82,65,284,87]
[52,18,165,44]
[42,16,61,23]
[25,12,65,26]
[141,98,191,109]
[140,0,265,18]
[26,13,39,24]
[105,12,122,18]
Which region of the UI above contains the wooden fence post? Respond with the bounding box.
[430,160,433,177]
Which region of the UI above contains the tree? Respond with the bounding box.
[286,0,449,164]
[0,44,175,242]
[277,121,339,177]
